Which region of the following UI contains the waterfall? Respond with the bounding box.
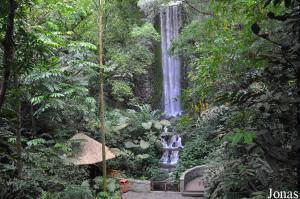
[160,2,182,117]
[159,127,183,166]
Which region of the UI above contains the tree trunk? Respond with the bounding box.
[30,104,37,137]
[14,75,22,177]
[16,98,22,177]
[98,0,107,193]
[0,0,16,110]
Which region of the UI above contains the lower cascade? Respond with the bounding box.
[159,127,183,167]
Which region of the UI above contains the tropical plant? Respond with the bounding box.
[104,107,166,178]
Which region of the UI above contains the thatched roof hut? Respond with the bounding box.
[69,133,115,165]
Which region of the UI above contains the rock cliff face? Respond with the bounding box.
[134,73,153,104]
[151,14,163,109]
[133,61,162,107]
[134,15,163,108]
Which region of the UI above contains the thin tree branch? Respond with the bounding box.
[182,0,213,16]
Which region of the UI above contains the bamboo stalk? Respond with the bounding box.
[98,0,107,193]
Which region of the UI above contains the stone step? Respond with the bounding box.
[182,191,205,197]
[123,191,201,199]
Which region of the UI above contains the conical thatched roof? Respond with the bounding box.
[69,133,115,165]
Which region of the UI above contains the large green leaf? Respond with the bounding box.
[160,119,171,126]
[141,121,152,130]
[124,141,139,148]
[243,131,256,144]
[140,140,150,149]
[231,133,243,145]
[136,154,149,159]
[153,121,162,130]
[114,123,129,131]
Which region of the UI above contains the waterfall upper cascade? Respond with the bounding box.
[160,2,182,117]
[159,127,183,167]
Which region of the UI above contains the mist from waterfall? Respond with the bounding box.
[160,3,182,117]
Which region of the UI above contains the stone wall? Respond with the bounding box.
[128,179,151,193]
[179,165,206,192]
[134,73,152,103]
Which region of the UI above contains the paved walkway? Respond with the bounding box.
[122,191,203,199]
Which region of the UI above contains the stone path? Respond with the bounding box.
[122,191,203,199]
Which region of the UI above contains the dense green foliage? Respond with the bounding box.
[171,0,299,198]
[105,105,164,178]
[0,0,160,198]
[0,0,299,198]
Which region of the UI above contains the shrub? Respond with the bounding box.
[105,106,165,178]
[176,135,218,175]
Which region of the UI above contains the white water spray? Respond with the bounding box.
[159,127,183,166]
[160,3,182,117]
